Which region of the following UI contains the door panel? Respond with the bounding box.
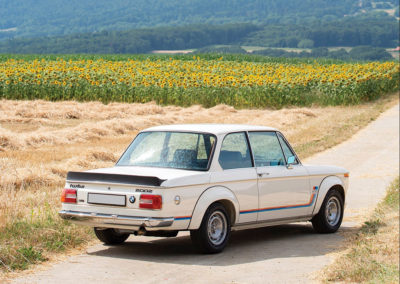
[256,164,311,221]
[247,131,311,221]
[211,132,258,224]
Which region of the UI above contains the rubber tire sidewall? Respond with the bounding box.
[190,203,231,254]
[312,189,344,234]
[94,228,130,245]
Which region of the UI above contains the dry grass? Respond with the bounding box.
[0,93,398,275]
[323,177,399,283]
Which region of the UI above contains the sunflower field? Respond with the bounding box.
[0,55,398,108]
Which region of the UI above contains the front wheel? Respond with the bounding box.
[190,203,231,254]
[94,228,130,245]
[312,189,344,233]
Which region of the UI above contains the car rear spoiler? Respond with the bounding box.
[66,171,165,187]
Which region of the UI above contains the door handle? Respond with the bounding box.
[257,172,270,177]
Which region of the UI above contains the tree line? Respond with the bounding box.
[252,46,394,61]
[243,14,399,48]
[0,15,398,55]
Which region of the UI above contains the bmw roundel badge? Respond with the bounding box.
[129,196,136,204]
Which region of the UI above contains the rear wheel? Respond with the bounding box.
[190,203,231,254]
[312,189,344,233]
[94,228,130,245]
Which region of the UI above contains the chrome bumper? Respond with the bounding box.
[59,210,174,230]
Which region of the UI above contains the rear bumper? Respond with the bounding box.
[59,210,174,231]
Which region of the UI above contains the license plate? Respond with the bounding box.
[87,193,126,206]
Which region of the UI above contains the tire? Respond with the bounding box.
[190,203,231,254]
[312,189,344,233]
[94,228,130,245]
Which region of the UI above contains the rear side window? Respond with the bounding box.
[248,132,286,167]
[219,132,252,170]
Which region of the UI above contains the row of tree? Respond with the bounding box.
[243,14,399,48]
[192,45,394,61]
[252,46,394,61]
[0,15,398,55]
[0,24,259,54]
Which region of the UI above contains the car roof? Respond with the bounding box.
[142,124,277,135]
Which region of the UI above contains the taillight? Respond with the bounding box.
[61,188,77,203]
[139,194,162,210]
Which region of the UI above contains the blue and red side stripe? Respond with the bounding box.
[173,186,319,219]
[240,186,319,215]
[174,216,192,220]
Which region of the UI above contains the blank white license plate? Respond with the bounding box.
[87,193,126,206]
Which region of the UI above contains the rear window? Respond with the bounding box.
[117,131,216,171]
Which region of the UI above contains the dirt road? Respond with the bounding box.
[13,104,399,284]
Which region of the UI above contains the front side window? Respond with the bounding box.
[277,133,298,164]
[219,132,252,170]
[248,132,285,167]
[117,131,216,171]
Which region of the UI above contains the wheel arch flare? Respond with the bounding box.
[312,175,346,216]
[188,186,239,230]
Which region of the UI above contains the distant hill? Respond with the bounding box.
[1,0,397,40]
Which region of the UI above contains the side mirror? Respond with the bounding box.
[287,156,296,169]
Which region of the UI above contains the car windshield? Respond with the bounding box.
[117,131,216,171]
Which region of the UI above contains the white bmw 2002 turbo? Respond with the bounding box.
[60,124,349,253]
